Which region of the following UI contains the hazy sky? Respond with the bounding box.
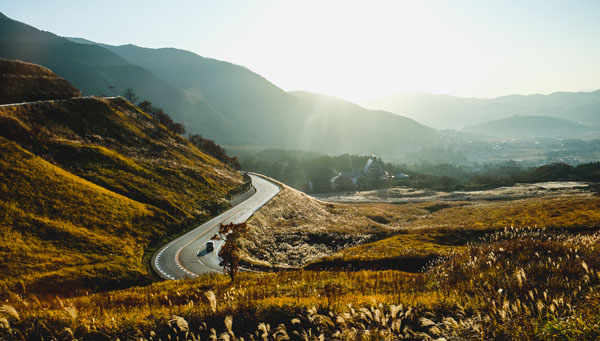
[3,0,600,101]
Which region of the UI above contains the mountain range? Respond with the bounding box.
[1,11,598,157]
[363,90,600,131]
[0,12,437,157]
[462,115,596,139]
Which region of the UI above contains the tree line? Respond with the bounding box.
[239,149,600,193]
[122,88,239,169]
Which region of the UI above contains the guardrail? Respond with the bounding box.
[226,172,252,201]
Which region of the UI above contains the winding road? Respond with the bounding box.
[151,174,280,280]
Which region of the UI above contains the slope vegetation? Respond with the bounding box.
[0,97,242,220]
[3,227,600,340]
[0,60,243,295]
[240,179,405,268]
[0,58,80,104]
[0,136,170,295]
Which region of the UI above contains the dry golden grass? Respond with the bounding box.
[0,96,243,219]
[0,59,81,104]
[318,193,600,270]
[405,193,600,231]
[0,136,171,295]
[0,79,243,295]
[2,228,600,340]
[243,178,599,272]
[241,183,413,268]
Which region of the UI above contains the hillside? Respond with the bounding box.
[241,179,398,268]
[0,58,80,104]
[3,190,600,340]
[363,90,600,131]
[462,115,598,138]
[100,43,307,147]
[0,12,231,142]
[0,136,172,294]
[1,12,443,156]
[0,60,243,295]
[91,43,440,155]
[289,91,436,155]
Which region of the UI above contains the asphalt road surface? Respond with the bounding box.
[151,174,280,280]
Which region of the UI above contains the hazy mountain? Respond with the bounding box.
[71,37,439,154]
[92,43,438,155]
[289,91,436,155]
[462,115,597,138]
[1,12,438,156]
[0,13,231,141]
[95,43,310,147]
[363,90,600,130]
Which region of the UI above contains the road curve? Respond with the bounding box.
[151,174,280,280]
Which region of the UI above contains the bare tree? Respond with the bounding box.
[122,88,138,104]
[136,100,186,135]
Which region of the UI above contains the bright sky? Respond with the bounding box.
[3,0,600,101]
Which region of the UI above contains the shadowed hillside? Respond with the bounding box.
[1,12,441,155]
[0,13,232,142]
[102,44,439,155]
[0,58,80,104]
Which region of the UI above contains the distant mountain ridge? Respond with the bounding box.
[363,90,600,131]
[462,115,597,139]
[289,91,436,155]
[0,12,438,157]
[0,13,230,141]
[92,43,437,155]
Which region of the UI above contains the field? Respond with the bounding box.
[2,227,600,340]
[242,180,600,272]
[314,181,590,204]
[2,157,598,339]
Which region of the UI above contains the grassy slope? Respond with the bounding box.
[241,182,406,268]
[241,178,600,272]
[0,136,171,295]
[0,61,243,295]
[316,194,600,270]
[0,96,243,295]
[0,97,242,221]
[1,162,598,338]
[0,58,81,104]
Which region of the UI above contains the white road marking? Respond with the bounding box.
[151,174,280,280]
